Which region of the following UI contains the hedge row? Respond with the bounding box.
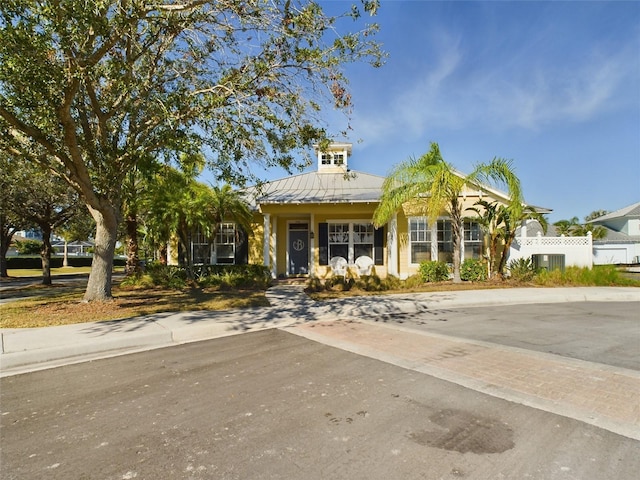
[6,256,126,269]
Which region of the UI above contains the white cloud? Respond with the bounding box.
[351,41,637,143]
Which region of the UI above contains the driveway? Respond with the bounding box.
[1,329,638,480]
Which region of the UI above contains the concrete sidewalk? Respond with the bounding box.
[1,286,638,377]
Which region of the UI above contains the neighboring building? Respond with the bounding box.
[51,240,95,256]
[181,143,545,279]
[589,202,640,265]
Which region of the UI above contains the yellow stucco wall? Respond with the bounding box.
[248,192,510,279]
[253,203,382,278]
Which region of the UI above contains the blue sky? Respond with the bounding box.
[262,1,640,223]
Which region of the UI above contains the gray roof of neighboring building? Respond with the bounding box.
[592,227,640,244]
[590,201,640,223]
[244,170,386,207]
[518,221,640,244]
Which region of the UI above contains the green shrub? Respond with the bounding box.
[355,275,386,292]
[324,275,354,291]
[508,257,536,282]
[460,259,487,281]
[381,275,402,290]
[419,261,450,282]
[195,264,272,290]
[15,240,42,255]
[305,276,325,293]
[403,274,425,288]
[119,273,157,289]
[534,264,638,287]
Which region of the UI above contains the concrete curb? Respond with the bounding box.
[1,286,638,376]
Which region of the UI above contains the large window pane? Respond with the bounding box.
[353,223,373,260]
[215,223,235,263]
[329,223,349,260]
[409,218,431,264]
[464,221,482,259]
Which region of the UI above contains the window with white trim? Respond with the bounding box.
[328,223,349,261]
[436,220,453,262]
[409,217,431,264]
[214,222,236,264]
[191,229,210,265]
[327,222,375,263]
[353,223,374,260]
[463,221,482,259]
[320,153,345,166]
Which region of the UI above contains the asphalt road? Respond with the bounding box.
[1,327,638,480]
[375,301,640,370]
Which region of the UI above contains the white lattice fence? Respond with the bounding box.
[510,232,593,268]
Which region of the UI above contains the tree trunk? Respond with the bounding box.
[0,224,12,278]
[157,244,167,265]
[450,202,462,283]
[489,234,499,278]
[84,204,118,301]
[40,224,53,285]
[451,223,462,283]
[125,211,140,276]
[497,234,515,278]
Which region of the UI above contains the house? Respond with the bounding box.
[171,143,556,278]
[589,202,640,265]
[189,142,538,279]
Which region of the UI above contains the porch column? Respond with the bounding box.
[431,221,438,260]
[310,213,315,276]
[271,215,277,278]
[460,222,465,263]
[263,214,271,271]
[388,214,398,277]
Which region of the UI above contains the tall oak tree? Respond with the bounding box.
[0,0,384,300]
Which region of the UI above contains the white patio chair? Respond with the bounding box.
[329,256,348,276]
[355,255,374,276]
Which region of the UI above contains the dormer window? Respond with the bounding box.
[315,142,352,172]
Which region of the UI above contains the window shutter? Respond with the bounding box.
[319,223,328,265]
[374,226,384,265]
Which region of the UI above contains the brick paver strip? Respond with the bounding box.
[291,319,640,441]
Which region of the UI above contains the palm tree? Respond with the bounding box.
[466,200,501,278]
[554,217,580,236]
[494,204,548,277]
[373,142,523,282]
[142,168,253,277]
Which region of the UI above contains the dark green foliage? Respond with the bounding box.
[14,240,42,255]
[7,256,124,269]
[508,257,536,282]
[121,262,272,290]
[534,265,639,287]
[355,274,384,292]
[306,274,404,293]
[324,275,355,292]
[195,264,272,290]
[419,261,450,282]
[460,258,487,281]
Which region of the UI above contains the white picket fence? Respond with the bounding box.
[509,232,593,268]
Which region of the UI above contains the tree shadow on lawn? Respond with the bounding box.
[78,287,455,338]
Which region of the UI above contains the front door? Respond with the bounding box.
[288,223,309,275]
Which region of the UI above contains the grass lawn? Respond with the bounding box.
[2,265,637,329]
[0,282,269,329]
[4,266,94,277]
